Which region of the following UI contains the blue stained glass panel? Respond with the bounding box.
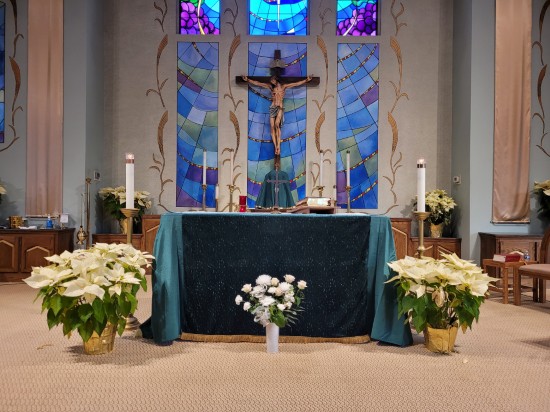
[247,43,308,208]
[336,43,379,209]
[177,42,219,207]
[180,0,220,35]
[336,0,378,36]
[249,0,308,36]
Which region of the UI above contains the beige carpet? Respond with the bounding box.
[1,280,550,412]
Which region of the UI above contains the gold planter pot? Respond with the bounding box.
[83,323,116,355]
[430,223,444,238]
[423,325,458,354]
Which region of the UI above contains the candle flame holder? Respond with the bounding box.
[345,185,351,213]
[413,211,431,258]
[316,185,325,198]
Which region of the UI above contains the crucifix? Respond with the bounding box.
[237,50,319,158]
[265,167,290,211]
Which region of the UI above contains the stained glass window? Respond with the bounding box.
[177,42,219,207]
[179,0,220,35]
[336,0,378,36]
[247,43,308,207]
[336,43,379,209]
[249,0,308,36]
[0,3,5,143]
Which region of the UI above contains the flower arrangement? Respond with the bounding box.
[425,189,456,226]
[0,182,6,205]
[24,243,153,342]
[235,274,307,328]
[98,186,152,222]
[386,253,496,333]
[533,180,550,218]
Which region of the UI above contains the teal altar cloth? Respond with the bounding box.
[140,213,412,347]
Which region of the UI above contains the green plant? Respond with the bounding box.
[386,253,496,333]
[24,243,153,341]
[98,186,151,223]
[235,274,307,328]
[425,189,456,225]
[534,180,550,218]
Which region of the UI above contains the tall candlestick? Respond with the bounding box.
[230,153,234,183]
[346,150,351,187]
[417,158,426,212]
[202,150,207,185]
[125,153,135,209]
[319,151,324,186]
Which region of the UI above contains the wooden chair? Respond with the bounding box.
[514,227,550,305]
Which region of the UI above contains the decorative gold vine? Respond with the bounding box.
[220,0,243,211]
[0,0,23,154]
[147,0,172,212]
[381,0,409,214]
[532,0,549,158]
[310,32,334,196]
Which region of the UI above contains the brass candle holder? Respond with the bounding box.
[120,207,140,331]
[345,185,351,213]
[201,184,207,211]
[413,211,431,258]
[228,184,237,212]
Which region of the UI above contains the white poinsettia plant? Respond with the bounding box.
[386,253,496,333]
[24,243,154,342]
[236,274,307,328]
[98,186,152,222]
[0,182,6,204]
[534,179,550,218]
[425,189,457,225]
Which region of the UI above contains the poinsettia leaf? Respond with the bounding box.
[117,318,126,336]
[78,322,94,342]
[92,298,105,323]
[78,304,94,322]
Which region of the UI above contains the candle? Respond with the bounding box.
[319,151,324,186]
[417,158,426,212]
[346,150,351,187]
[230,152,234,183]
[125,153,135,209]
[202,150,207,185]
[215,184,219,200]
[333,184,337,201]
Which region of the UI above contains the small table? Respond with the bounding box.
[482,259,528,304]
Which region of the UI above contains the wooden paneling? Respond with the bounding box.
[92,234,142,250]
[142,215,161,255]
[411,238,462,259]
[390,218,412,260]
[0,229,74,281]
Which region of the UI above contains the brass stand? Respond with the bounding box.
[316,185,325,197]
[228,184,236,212]
[413,211,430,258]
[345,185,351,213]
[201,184,207,211]
[120,207,140,331]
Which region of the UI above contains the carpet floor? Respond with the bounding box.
[1,281,549,412]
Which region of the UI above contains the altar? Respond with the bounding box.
[140,213,412,346]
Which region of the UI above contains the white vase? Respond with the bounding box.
[266,323,279,353]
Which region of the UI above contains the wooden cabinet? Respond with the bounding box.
[479,232,543,275]
[411,237,462,258]
[0,229,74,282]
[391,218,412,260]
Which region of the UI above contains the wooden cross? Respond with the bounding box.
[266,168,290,210]
[236,49,320,86]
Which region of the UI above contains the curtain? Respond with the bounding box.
[492,0,532,223]
[26,0,63,215]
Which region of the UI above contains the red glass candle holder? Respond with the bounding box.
[239,195,247,212]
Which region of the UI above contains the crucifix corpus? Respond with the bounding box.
[237,50,319,159]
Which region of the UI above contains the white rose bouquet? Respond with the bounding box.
[386,253,496,333]
[236,274,307,328]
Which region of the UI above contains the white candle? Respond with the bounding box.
[202,150,207,185]
[346,151,351,187]
[230,153,234,183]
[333,184,337,201]
[215,184,219,200]
[125,153,135,209]
[319,151,324,186]
[417,158,426,212]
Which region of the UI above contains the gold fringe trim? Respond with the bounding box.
[180,333,371,344]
